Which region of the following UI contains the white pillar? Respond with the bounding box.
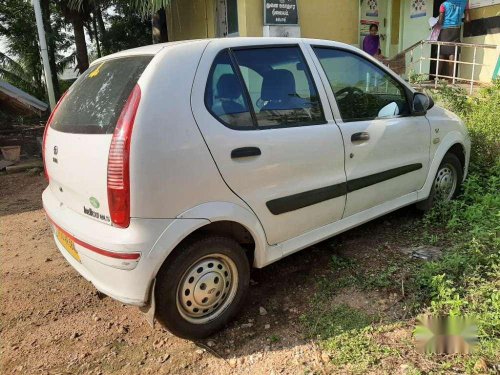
[32,0,56,110]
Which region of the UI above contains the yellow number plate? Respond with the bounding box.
[57,230,81,262]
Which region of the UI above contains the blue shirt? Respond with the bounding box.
[441,0,469,29]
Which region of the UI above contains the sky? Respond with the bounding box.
[1,36,8,56]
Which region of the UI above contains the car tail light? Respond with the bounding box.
[107,84,141,228]
[42,91,67,181]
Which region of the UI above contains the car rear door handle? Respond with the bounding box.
[231,147,261,159]
[351,132,370,143]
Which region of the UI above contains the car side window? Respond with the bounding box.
[205,50,254,129]
[233,47,325,128]
[313,47,410,122]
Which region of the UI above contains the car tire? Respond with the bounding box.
[417,152,463,212]
[155,236,250,340]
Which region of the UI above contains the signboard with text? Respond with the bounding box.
[469,0,500,8]
[264,0,299,25]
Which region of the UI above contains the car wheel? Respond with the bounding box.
[417,152,463,211]
[155,236,250,340]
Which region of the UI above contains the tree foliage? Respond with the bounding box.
[0,0,46,99]
[0,0,74,101]
[0,0,153,104]
[101,0,152,54]
[131,0,172,17]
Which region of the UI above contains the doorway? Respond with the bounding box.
[360,0,390,56]
[216,0,239,37]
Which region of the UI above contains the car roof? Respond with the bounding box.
[205,37,359,52]
[91,37,360,67]
[91,39,209,66]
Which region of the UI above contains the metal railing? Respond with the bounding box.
[390,40,499,94]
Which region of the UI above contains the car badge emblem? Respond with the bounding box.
[89,197,100,209]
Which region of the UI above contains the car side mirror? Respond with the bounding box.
[413,93,434,115]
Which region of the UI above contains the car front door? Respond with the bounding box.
[309,45,431,217]
[192,42,346,245]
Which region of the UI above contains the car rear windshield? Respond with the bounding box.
[50,56,153,134]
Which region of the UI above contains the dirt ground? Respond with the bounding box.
[1,172,430,374]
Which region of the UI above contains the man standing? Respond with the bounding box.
[438,0,470,80]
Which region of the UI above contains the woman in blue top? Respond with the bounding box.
[438,0,470,80]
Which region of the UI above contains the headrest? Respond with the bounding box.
[261,69,297,102]
[217,74,242,100]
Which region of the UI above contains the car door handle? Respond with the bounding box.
[231,147,261,159]
[351,132,370,142]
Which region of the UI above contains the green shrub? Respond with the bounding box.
[416,82,500,347]
[432,79,500,170]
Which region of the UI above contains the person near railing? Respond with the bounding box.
[438,0,471,81]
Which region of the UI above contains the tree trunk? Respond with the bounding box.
[72,15,89,73]
[92,14,101,58]
[95,5,106,37]
[40,0,61,99]
[152,8,168,44]
[94,5,107,54]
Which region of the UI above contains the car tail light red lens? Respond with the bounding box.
[42,91,67,181]
[107,84,141,228]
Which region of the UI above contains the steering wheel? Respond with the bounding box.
[335,86,364,100]
[334,87,370,119]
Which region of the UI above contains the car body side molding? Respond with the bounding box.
[266,163,423,215]
[346,163,422,192]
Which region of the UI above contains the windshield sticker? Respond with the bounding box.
[89,63,104,78]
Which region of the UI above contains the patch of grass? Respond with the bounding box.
[403,364,423,375]
[327,254,404,293]
[301,304,374,340]
[362,264,400,290]
[322,327,397,374]
[268,334,280,343]
[329,254,356,270]
[314,271,358,298]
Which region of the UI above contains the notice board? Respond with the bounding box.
[264,0,299,25]
[469,0,500,8]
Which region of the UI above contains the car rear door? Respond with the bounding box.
[308,44,431,217]
[191,41,346,245]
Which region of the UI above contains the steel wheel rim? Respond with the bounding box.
[433,163,458,201]
[176,253,238,324]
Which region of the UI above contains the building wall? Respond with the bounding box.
[389,0,402,57]
[460,4,500,82]
[167,0,359,44]
[166,0,216,41]
[237,0,263,37]
[296,0,358,44]
[239,0,359,44]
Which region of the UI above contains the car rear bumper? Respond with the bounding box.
[42,187,174,306]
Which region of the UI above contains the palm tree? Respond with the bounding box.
[41,0,62,98]
[59,0,91,73]
[0,52,44,98]
[70,0,169,44]
[131,0,171,16]
[0,0,46,99]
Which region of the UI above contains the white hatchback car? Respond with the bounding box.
[42,38,470,339]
